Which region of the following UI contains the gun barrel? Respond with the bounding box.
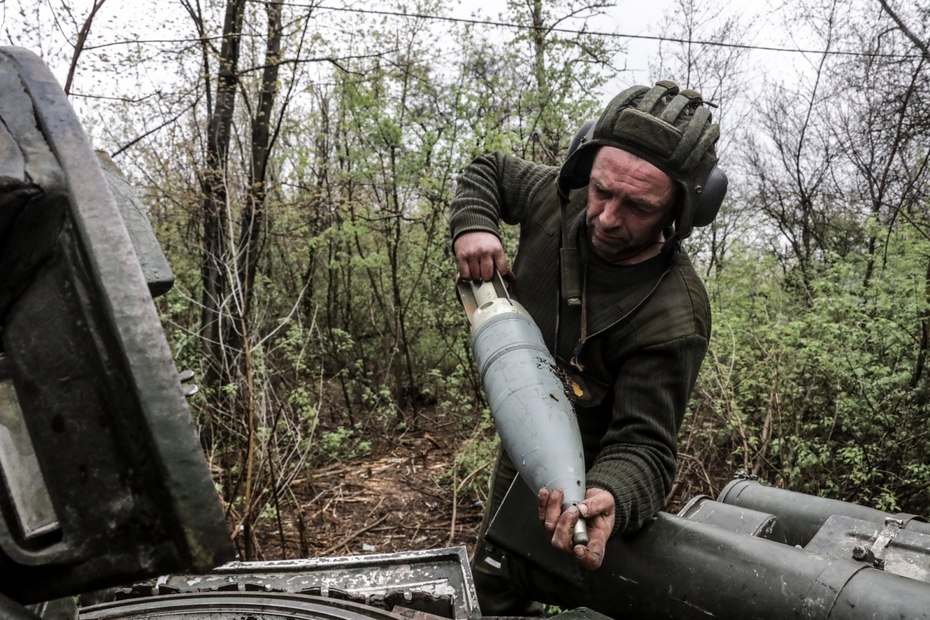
[505,509,930,620]
[719,478,930,545]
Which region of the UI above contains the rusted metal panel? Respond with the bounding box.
[163,547,480,620]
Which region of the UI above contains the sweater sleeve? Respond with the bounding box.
[448,152,558,242]
[585,333,708,536]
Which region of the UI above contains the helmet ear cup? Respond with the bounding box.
[692,165,727,228]
[567,119,596,159]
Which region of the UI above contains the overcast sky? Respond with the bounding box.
[445,0,802,98]
[448,0,674,83]
[0,0,837,156]
[0,0,815,102]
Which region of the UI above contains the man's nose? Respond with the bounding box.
[598,202,623,229]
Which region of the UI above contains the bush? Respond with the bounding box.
[688,227,930,514]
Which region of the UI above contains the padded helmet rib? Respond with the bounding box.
[669,106,712,170]
[659,93,695,124]
[636,82,679,115]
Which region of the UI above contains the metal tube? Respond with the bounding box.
[718,479,930,546]
[0,594,39,620]
[506,512,930,620]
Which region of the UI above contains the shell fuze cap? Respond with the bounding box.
[558,80,726,239]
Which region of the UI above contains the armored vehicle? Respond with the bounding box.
[2,47,930,620]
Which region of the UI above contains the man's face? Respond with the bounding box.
[585,147,677,264]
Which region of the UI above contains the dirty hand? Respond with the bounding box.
[453,231,512,282]
[538,487,615,570]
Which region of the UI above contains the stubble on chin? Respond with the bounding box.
[587,224,630,263]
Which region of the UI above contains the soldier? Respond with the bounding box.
[449,80,725,613]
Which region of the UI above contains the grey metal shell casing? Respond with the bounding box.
[470,303,585,507]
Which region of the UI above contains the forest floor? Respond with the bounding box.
[253,406,491,561]
[252,405,730,563]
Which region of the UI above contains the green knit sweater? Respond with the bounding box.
[450,153,711,536]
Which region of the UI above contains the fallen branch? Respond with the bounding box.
[448,468,458,546]
[320,514,390,556]
[424,432,445,449]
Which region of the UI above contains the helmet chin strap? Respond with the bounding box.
[559,192,583,306]
[661,229,680,254]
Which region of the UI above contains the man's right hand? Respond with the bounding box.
[453,231,513,282]
[538,487,616,571]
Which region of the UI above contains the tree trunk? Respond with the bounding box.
[200,0,247,388]
[912,256,930,388]
[529,0,557,165]
[238,0,284,321]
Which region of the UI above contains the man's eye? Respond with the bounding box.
[630,203,656,216]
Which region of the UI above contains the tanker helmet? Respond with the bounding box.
[558,80,727,240]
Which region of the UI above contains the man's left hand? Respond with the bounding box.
[538,487,615,570]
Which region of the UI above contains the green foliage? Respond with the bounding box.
[321,424,372,460]
[690,224,930,514]
[442,408,498,504]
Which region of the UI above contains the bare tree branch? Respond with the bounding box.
[64,0,108,95]
[877,0,930,61]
